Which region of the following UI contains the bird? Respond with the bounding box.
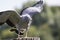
[10,0,44,38]
[0,0,44,38]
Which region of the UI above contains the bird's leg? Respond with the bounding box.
[18,32,23,38]
[25,24,31,37]
[25,20,32,37]
[17,29,25,39]
[25,26,30,38]
[25,29,28,38]
[17,31,20,39]
[16,30,20,39]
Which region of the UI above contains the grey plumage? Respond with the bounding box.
[0,0,44,38]
[18,0,44,37]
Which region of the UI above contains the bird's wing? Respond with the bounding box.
[22,7,42,17]
[0,11,11,23]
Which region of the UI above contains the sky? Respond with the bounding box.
[0,0,60,12]
[46,0,60,6]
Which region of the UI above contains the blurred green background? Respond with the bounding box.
[0,0,60,40]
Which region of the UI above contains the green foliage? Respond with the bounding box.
[0,28,17,39]
[28,26,40,37]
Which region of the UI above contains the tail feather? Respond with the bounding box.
[10,28,18,34]
[0,23,4,25]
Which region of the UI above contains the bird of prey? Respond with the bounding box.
[0,0,44,38]
[11,0,44,37]
[19,0,44,37]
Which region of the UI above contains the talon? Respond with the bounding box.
[19,32,24,35]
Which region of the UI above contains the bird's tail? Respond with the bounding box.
[32,0,44,7]
[10,28,18,34]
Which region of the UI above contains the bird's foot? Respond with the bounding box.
[25,32,28,38]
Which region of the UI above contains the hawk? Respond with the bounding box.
[0,0,44,38]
